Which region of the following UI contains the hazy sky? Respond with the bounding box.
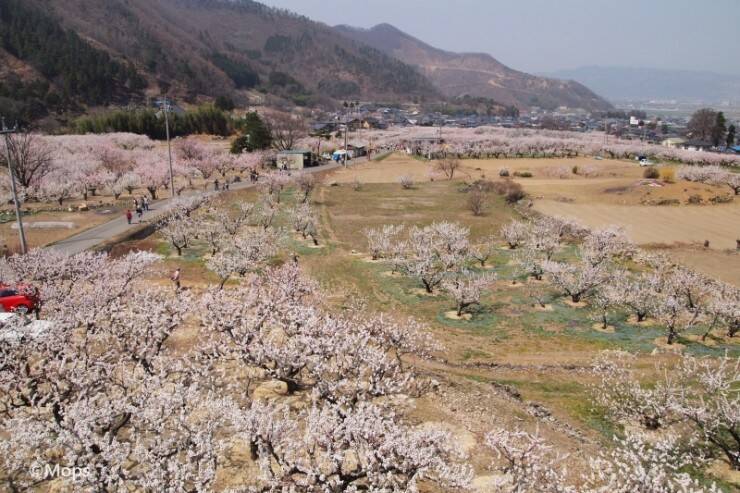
[260,0,740,76]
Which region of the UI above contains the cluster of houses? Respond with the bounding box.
[275,103,739,170]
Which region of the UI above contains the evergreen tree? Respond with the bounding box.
[74,106,230,140]
[215,95,235,112]
[726,124,736,148]
[711,111,727,147]
[231,112,272,153]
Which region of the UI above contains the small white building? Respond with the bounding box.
[661,137,686,148]
[276,150,313,170]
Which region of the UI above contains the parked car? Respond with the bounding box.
[639,158,654,166]
[0,284,39,314]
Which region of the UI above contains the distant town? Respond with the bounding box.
[304,101,740,154]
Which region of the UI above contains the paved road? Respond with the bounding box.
[48,158,359,255]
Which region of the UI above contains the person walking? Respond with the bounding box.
[125,209,133,224]
[143,196,150,211]
[170,268,181,293]
[132,198,139,210]
[136,203,143,221]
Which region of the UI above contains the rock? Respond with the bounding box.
[265,326,288,346]
[418,422,476,454]
[472,474,506,492]
[252,380,289,400]
[77,203,89,211]
[341,450,360,475]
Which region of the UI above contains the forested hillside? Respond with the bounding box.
[0,0,146,122]
[0,0,439,124]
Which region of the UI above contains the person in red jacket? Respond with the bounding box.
[125,209,133,224]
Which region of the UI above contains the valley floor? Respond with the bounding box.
[106,156,740,490]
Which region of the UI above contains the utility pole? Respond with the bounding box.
[163,96,176,198]
[343,123,348,168]
[1,119,27,254]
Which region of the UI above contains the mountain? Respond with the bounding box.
[0,0,439,122]
[335,23,612,112]
[545,66,740,103]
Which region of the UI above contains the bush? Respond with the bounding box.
[513,171,533,178]
[660,168,676,183]
[468,179,496,193]
[643,167,660,179]
[399,175,414,189]
[499,168,510,177]
[491,179,526,204]
[687,194,703,205]
[506,185,526,203]
[710,194,733,204]
[572,165,579,175]
[467,187,487,216]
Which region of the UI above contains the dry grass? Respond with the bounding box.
[1,209,120,251]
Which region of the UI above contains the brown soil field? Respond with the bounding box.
[533,200,739,250]
[331,155,636,184]
[666,247,740,287]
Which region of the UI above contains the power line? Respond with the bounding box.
[1,119,27,254]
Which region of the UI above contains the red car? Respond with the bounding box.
[0,284,39,314]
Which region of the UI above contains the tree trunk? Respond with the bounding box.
[728,322,739,338]
[148,187,157,200]
[667,328,677,345]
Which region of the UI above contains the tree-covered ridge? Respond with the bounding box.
[74,106,230,140]
[0,0,146,107]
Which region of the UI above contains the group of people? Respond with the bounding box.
[125,196,150,225]
[213,179,231,191]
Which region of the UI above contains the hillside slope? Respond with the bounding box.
[1,0,439,121]
[336,23,612,112]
